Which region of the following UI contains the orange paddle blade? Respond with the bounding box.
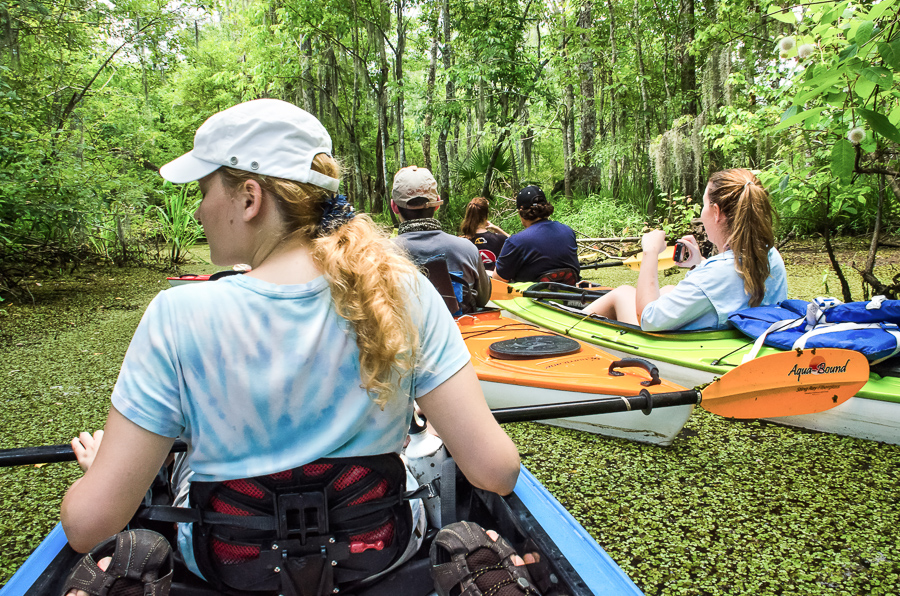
[580,245,678,271]
[700,349,869,418]
[622,245,676,271]
[490,277,518,301]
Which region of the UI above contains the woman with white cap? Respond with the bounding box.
[59,99,520,596]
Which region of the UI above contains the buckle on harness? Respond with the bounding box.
[350,540,384,554]
[277,491,328,542]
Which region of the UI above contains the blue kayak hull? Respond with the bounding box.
[1,465,642,596]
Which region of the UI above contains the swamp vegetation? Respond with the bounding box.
[1,240,898,595]
[3,0,900,593]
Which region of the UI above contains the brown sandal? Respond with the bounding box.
[430,521,540,596]
[61,529,173,596]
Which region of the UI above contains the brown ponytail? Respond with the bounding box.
[460,197,490,238]
[706,169,775,307]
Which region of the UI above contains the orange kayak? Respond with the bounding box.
[459,309,692,445]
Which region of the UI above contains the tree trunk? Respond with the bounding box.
[562,13,574,204]
[367,17,390,210]
[679,0,698,116]
[423,13,438,171]
[137,18,148,103]
[577,2,596,165]
[395,0,406,167]
[605,0,620,195]
[864,174,886,273]
[466,106,474,156]
[438,0,454,205]
[438,129,450,205]
[522,100,533,175]
[350,2,364,205]
[301,36,316,117]
[564,82,575,204]
[328,47,340,143]
[477,79,486,134]
[374,127,386,214]
[633,0,653,216]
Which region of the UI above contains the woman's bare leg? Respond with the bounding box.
[660,285,676,296]
[581,285,639,325]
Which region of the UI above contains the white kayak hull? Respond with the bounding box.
[587,342,900,445]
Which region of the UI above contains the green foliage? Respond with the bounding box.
[552,191,648,239]
[657,194,702,239]
[450,143,513,196]
[746,1,900,239]
[151,183,203,266]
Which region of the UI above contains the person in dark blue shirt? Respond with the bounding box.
[492,185,580,283]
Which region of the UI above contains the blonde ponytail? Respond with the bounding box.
[219,157,420,407]
[312,217,420,408]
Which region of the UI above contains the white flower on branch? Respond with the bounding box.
[798,44,815,59]
[779,37,796,52]
[848,127,866,144]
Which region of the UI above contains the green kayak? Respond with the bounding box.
[497,282,900,445]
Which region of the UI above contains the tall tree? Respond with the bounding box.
[577,2,596,166]
[437,0,454,204]
[395,0,407,168]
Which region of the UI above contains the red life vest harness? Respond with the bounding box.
[139,453,423,596]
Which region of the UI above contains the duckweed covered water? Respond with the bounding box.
[1,245,899,594]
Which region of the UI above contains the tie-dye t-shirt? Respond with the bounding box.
[111,272,470,482]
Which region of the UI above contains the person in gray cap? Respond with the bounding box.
[391,166,491,313]
[492,185,580,284]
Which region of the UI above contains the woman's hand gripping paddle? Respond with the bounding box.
[487,348,869,422]
[580,245,678,271]
[0,350,869,466]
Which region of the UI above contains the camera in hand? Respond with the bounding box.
[673,241,690,263]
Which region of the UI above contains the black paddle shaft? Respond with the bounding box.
[0,440,188,467]
[519,290,610,303]
[490,389,702,423]
[579,260,627,270]
[1,392,702,466]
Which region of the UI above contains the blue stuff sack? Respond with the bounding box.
[728,296,900,363]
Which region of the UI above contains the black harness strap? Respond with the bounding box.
[138,454,414,596]
[440,457,457,527]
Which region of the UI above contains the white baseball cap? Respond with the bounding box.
[159,99,340,192]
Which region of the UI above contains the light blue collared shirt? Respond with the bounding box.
[640,248,788,331]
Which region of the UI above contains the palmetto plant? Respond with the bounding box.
[451,144,513,193]
[151,182,204,266]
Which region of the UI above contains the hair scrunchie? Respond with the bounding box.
[319,194,356,234]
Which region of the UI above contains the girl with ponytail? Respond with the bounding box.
[583,168,787,330]
[459,196,509,271]
[60,100,519,591]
